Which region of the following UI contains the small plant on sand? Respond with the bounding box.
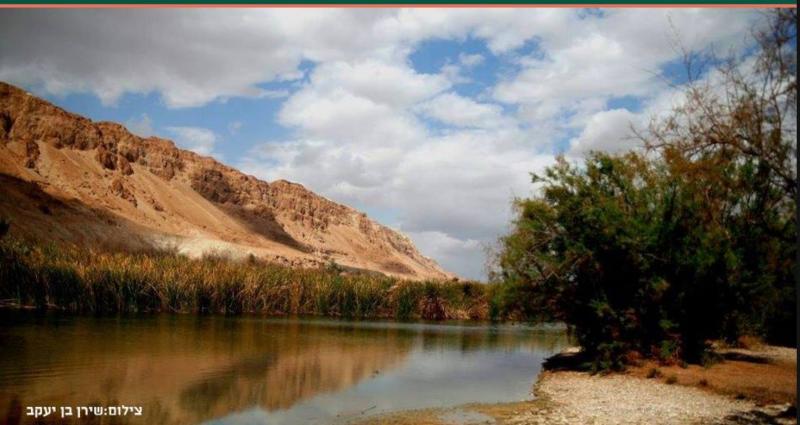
[665,375,678,385]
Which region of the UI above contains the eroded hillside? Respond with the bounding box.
[0,82,451,280]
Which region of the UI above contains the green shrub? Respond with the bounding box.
[492,11,796,367]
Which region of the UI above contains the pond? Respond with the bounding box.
[0,312,570,425]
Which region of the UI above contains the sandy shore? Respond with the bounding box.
[352,346,796,425]
[495,370,760,424]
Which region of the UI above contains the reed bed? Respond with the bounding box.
[0,238,489,320]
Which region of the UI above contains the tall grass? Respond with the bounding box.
[0,238,489,320]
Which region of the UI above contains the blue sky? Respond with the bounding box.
[0,9,762,279]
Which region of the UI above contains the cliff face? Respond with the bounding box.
[0,82,452,280]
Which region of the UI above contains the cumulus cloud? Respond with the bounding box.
[405,231,485,282]
[0,9,568,108]
[416,93,509,129]
[458,53,485,67]
[494,9,757,129]
[0,10,304,107]
[568,108,641,156]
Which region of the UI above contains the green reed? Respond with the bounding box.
[0,238,488,320]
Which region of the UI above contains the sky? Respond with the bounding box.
[0,9,765,280]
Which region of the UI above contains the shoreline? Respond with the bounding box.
[353,345,797,425]
[0,305,571,333]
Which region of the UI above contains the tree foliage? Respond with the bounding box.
[492,10,796,368]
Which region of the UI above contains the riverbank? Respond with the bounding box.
[355,345,797,425]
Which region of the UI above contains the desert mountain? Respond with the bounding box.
[0,82,452,280]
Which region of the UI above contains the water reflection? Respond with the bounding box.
[0,313,569,425]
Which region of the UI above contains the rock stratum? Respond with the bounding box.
[0,82,451,280]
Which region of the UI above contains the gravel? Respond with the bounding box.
[504,371,759,425]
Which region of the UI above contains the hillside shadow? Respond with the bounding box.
[220,203,311,253]
[0,171,312,255]
[189,168,310,253]
[0,172,153,251]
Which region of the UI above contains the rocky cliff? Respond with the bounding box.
[0,82,451,280]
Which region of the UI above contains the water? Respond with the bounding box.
[0,312,570,425]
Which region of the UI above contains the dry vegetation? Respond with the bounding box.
[628,345,797,407]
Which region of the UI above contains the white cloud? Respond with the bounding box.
[568,108,640,156]
[458,53,485,68]
[416,93,509,129]
[278,59,446,148]
[166,126,219,158]
[494,32,659,126]
[405,231,484,282]
[439,63,471,85]
[494,9,757,130]
[0,10,385,107]
[0,9,545,108]
[303,60,449,108]
[0,10,631,108]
